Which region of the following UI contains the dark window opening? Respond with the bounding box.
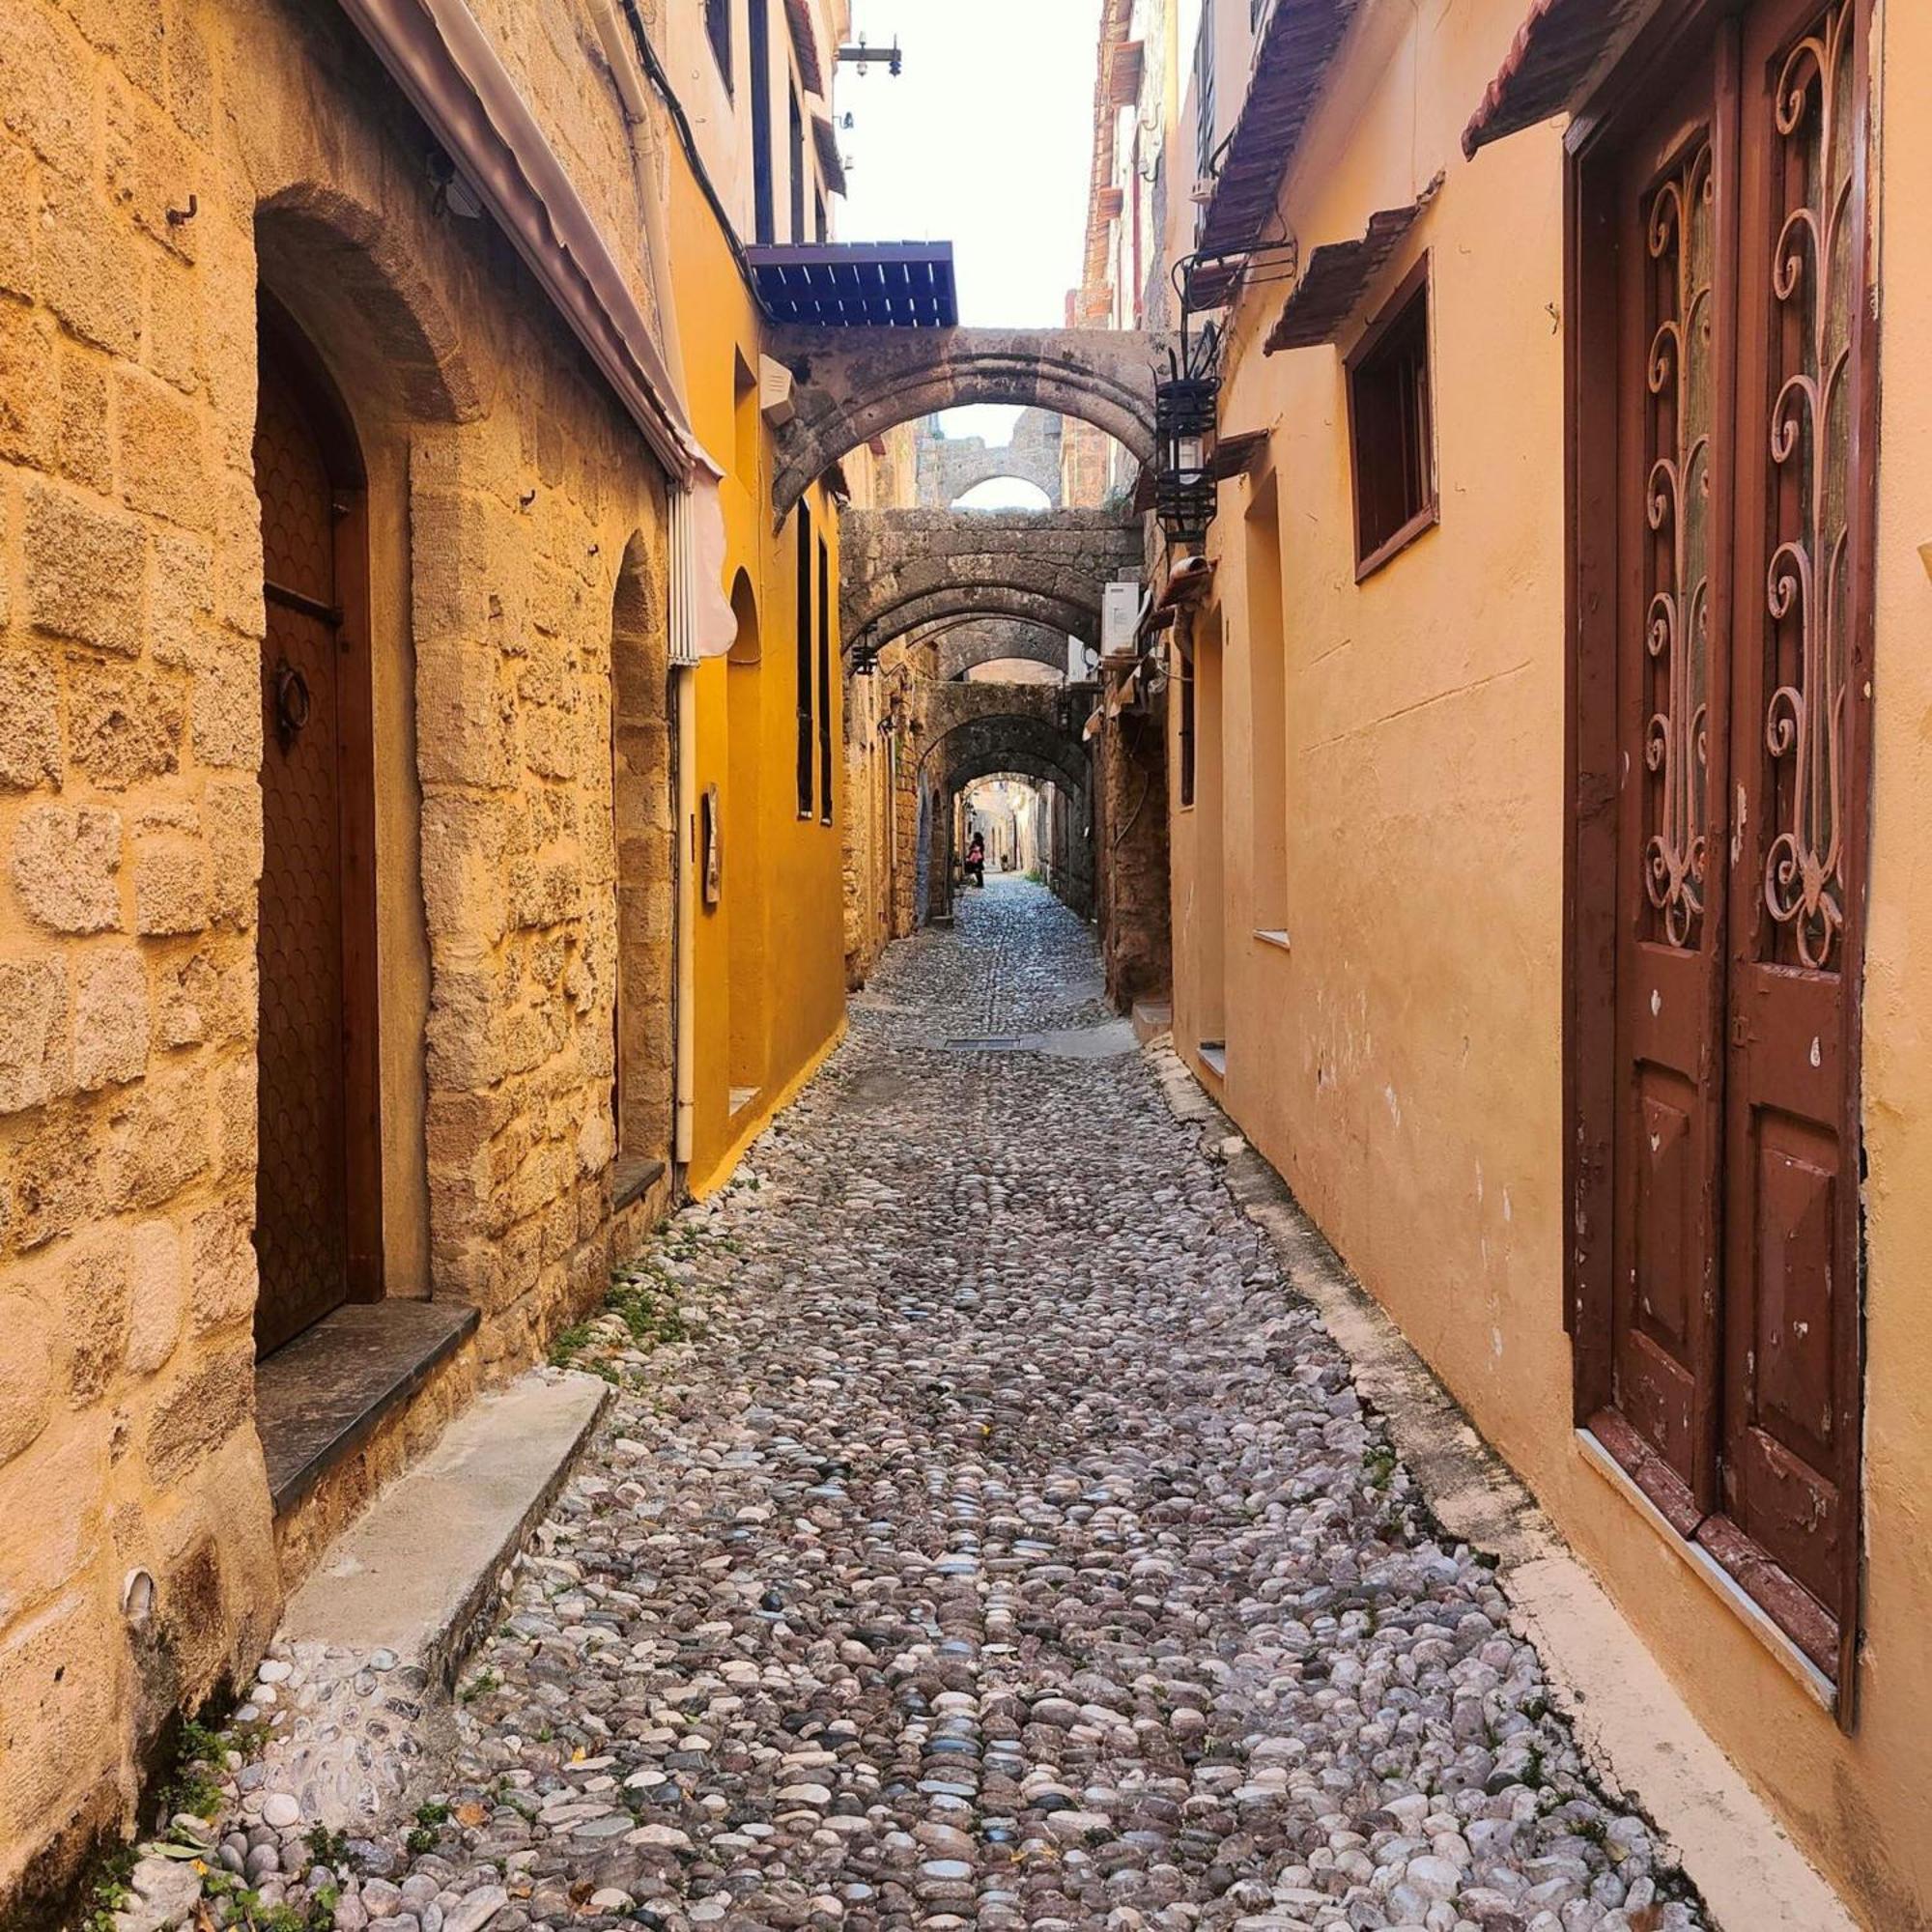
[795,503,813,816]
[1347,259,1437,577]
[814,190,828,243]
[789,86,807,243]
[816,534,833,823]
[750,0,774,244]
[706,0,732,87]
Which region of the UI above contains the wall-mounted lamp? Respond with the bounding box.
[1152,373,1217,551]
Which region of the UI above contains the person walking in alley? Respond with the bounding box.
[964,831,986,889]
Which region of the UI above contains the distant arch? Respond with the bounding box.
[769,326,1157,522]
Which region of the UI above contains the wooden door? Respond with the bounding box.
[1604,43,1739,1521]
[1579,0,1873,1697]
[1712,0,1873,1685]
[253,318,380,1356]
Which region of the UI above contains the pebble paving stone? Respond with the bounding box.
[175,881,1706,1932]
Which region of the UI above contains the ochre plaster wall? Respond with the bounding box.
[1164,0,1932,1920]
[665,148,848,1198]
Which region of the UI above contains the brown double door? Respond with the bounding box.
[1599,0,1873,1687]
[252,317,380,1357]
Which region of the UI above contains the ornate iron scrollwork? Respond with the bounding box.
[1761,2,1856,971]
[1641,140,1715,950]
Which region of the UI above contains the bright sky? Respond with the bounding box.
[837,0,1102,454]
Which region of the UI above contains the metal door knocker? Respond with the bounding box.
[273,659,311,748]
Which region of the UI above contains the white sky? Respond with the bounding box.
[837,0,1102,453]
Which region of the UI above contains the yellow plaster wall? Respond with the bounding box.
[666,148,847,1198]
[1165,0,1932,1920]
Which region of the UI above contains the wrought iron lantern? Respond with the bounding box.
[1152,371,1217,550]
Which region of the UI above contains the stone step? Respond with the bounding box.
[281,1367,609,1688]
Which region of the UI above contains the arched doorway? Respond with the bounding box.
[252,304,381,1357]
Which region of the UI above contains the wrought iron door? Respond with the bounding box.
[253,330,374,1356]
[1596,0,1872,1691]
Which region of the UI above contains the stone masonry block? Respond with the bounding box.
[72,944,148,1090]
[56,341,112,492]
[39,176,141,357]
[132,832,209,935]
[68,662,185,790]
[0,301,56,467]
[201,776,261,925]
[0,6,91,179]
[188,1196,254,1334]
[149,526,214,666]
[116,369,209,527]
[0,1291,55,1463]
[11,803,121,932]
[420,790,509,943]
[7,1100,96,1250]
[0,956,67,1113]
[24,483,143,656]
[189,639,262,773]
[103,78,196,262]
[416,634,517,789]
[0,646,60,789]
[0,1590,117,1856]
[60,1232,130,1406]
[0,143,37,303]
[0,1422,101,1627]
[123,1218,185,1376]
[140,1338,251,1489]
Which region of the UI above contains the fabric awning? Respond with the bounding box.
[1463,0,1662,156]
[1264,176,1440,354]
[1186,0,1362,308]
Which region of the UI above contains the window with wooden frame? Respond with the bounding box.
[705,0,732,87]
[1346,257,1437,579]
[1564,0,1876,1718]
[794,503,813,817]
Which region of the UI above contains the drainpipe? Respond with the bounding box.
[595,0,699,1173]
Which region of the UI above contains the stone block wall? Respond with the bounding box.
[0,0,680,1904]
[1094,699,1171,1007]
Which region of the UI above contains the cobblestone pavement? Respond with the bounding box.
[164,881,1703,1932]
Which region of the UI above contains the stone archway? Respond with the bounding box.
[934,620,1077,682]
[768,326,1158,522]
[916,409,1065,508]
[840,509,1141,663]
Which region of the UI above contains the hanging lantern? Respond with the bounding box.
[1152,373,1217,549]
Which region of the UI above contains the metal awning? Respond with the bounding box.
[1463,0,1661,156]
[1186,0,1362,308]
[811,114,847,197]
[1264,177,1440,354]
[747,242,958,327]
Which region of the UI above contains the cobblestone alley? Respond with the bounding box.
[166,883,1702,1932]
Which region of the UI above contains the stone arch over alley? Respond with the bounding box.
[766,327,1157,522]
[839,509,1142,663]
[915,409,1065,507]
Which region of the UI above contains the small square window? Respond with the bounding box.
[1347,258,1437,579]
[706,0,732,89]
